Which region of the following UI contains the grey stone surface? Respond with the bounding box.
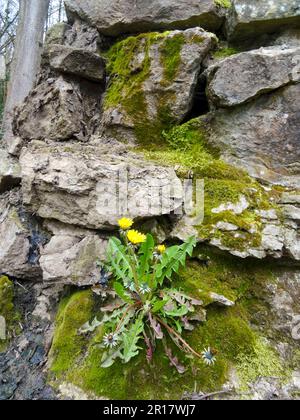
[20,142,184,230]
[207,83,300,188]
[227,0,300,42]
[65,0,225,36]
[40,225,107,286]
[0,150,21,193]
[14,75,103,142]
[102,27,217,143]
[48,45,106,82]
[207,46,300,107]
[0,191,43,279]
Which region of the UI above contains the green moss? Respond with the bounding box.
[104,32,180,146]
[236,339,285,391]
[213,47,239,59]
[104,32,206,146]
[49,290,94,374]
[160,34,185,85]
[214,0,232,8]
[50,287,258,399]
[140,117,284,252]
[0,276,17,352]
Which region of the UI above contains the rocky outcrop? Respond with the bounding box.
[171,192,300,262]
[20,142,183,230]
[102,27,217,144]
[2,0,300,402]
[227,0,300,42]
[65,0,226,36]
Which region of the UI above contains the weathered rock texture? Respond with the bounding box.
[207,84,300,188]
[48,45,106,82]
[20,142,183,229]
[101,27,217,144]
[207,46,300,107]
[65,0,225,36]
[40,222,107,286]
[0,150,21,193]
[0,191,44,279]
[14,76,104,143]
[227,0,300,41]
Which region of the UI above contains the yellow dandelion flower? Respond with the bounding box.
[127,230,146,245]
[118,217,133,230]
[157,244,166,254]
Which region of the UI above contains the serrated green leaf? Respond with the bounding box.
[138,234,155,279]
[107,237,134,282]
[155,236,197,286]
[113,282,134,304]
[122,315,144,363]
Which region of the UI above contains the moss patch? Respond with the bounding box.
[214,0,232,8]
[236,339,285,391]
[213,47,239,59]
[160,34,185,85]
[49,290,94,374]
[140,118,282,252]
[104,31,205,146]
[104,32,179,146]
[0,276,17,352]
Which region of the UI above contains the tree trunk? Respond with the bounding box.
[2,0,50,143]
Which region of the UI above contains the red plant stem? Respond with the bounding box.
[156,316,203,360]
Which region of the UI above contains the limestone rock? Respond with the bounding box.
[207,84,300,188]
[227,0,300,42]
[207,46,300,107]
[13,75,103,142]
[65,0,225,37]
[45,22,70,46]
[209,292,235,307]
[40,224,107,286]
[102,27,217,143]
[48,45,106,83]
[20,142,184,230]
[0,192,44,279]
[0,150,21,193]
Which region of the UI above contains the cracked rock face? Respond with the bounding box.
[65,0,225,36]
[48,45,106,83]
[207,83,300,188]
[207,46,300,108]
[14,76,104,143]
[40,221,107,286]
[227,0,300,41]
[0,192,43,279]
[0,150,21,193]
[20,142,183,230]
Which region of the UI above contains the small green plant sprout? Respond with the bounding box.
[80,218,216,372]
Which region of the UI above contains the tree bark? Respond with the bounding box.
[2,0,50,143]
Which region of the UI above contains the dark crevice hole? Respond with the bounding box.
[183,74,209,122]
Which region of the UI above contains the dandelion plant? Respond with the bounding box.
[80,218,216,372]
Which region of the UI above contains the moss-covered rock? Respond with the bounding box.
[139,117,286,256]
[0,276,17,352]
[101,28,217,145]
